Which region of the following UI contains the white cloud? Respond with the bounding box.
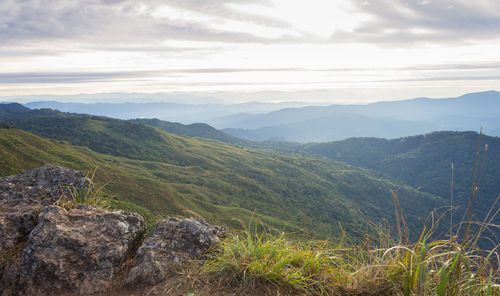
[341,0,500,44]
[1,0,500,102]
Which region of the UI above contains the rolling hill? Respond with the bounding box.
[0,105,445,241]
[130,118,253,147]
[300,131,500,229]
[129,118,303,152]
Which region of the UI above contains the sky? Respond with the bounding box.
[1,0,500,103]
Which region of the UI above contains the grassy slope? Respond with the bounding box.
[302,131,500,226]
[0,124,444,241]
[131,118,253,147]
[134,118,499,219]
[134,117,305,152]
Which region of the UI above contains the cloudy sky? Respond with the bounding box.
[1,0,500,103]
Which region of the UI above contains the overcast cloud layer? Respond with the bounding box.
[340,0,500,43]
[1,0,500,102]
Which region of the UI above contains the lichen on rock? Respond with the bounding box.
[20,204,146,296]
[1,164,226,295]
[126,217,226,286]
[0,164,88,252]
[0,164,90,294]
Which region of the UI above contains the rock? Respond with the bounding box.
[126,217,225,286]
[1,164,89,294]
[0,242,25,295]
[0,164,87,203]
[0,199,40,253]
[20,204,146,296]
[0,164,87,252]
[1,165,227,295]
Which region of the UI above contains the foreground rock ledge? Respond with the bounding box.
[1,165,226,295]
[21,205,146,296]
[126,217,226,286]
[0,164,87,252]
[0,164,89,294]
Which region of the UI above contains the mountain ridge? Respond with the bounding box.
[0,109,444,241]
[215,90,500,142]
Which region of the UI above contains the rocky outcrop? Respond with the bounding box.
[0,165,226,295]
[126,217,226,286]
[0,164,87,252]
[21,205,146,296]
[1,165,89,294]
[0,198,40,254]
[0,164,87,203]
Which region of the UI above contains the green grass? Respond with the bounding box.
[56,168,110,209]
[199,217,499,296]
[381,231,498,296]
[0,127,445,240]
[301,131,500,237]
[202,219,338,295]
[199,178,499,295]
[1,109,498,295]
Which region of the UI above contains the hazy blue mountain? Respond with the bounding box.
[214,91,500,142]
[11,90,500,143]
[3,92,226,104]
[224,113,441,143]
[23,100,312,123]
[0,103,31,118]
[25,101,190,120]
[210,91,500,129]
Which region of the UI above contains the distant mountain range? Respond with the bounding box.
[21,100,311,124]
[224,113,440,142]
[10,90,500,143]
[218,91,500,142]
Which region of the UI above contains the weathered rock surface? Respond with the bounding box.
[20,204,146,296]
[0,164,87,202]
[1,165,227,295]
[1,164,88,294]
[0,199,40,254]
[0,164,87,252]
[126,217,225,286]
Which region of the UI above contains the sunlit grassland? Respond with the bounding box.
[193,217,499,296]
[0,127,445,241]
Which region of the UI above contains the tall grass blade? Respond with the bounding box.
[436,251,461,296]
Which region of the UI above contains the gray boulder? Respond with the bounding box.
[0,199,41,254]
[20,205,146,296]
[0,164,88,294]
[0,164,87,252]
[1,165,228,295]
[126,217,225,286]
[0,164,87,203]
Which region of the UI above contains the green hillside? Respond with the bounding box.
[0,119,443,241]
[134,117,305,152]
[0,121,12,129]
[302,131,500,227]
[131,118,253,147]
